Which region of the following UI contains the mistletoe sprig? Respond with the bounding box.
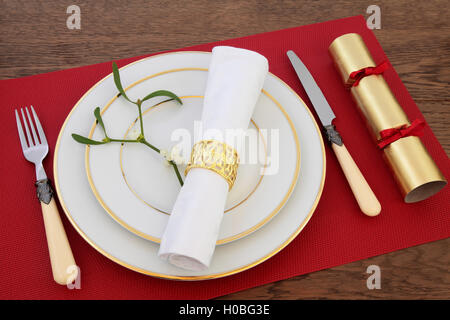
[72,62,184,186]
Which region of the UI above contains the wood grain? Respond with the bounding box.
[0,0,448,299]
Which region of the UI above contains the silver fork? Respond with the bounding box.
[15,106,77,285]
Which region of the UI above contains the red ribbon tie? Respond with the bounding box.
[377,119,426,149]
[349,61,390,86]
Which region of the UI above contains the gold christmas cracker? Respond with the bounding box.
[329,33,446,203]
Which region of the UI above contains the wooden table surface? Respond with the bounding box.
[1,0,448,299]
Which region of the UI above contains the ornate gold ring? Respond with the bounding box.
[185,139,239,190]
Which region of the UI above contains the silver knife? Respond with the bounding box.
[287,50,381,216]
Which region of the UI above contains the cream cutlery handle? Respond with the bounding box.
[40,198,78,285]
[331,143,381,216]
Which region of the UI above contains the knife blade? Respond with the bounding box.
[287,50,335,128]
[287,50,381,216]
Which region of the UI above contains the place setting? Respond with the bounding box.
[3,16,449,298]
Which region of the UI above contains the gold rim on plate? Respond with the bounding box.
[53,51,326,280]
[84,67,300,245]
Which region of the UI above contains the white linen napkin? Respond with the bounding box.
[158,46,269,271]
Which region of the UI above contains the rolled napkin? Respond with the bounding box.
[158,46,269,271]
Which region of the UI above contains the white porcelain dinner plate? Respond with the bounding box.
[86,67,300,245]
[54,51,325,280]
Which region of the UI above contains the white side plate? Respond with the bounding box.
[86,68,300,244]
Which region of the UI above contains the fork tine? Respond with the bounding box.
[30,105,48,146]
[20,108,34,147]
[25,106,40,145]
[15,109,29,150]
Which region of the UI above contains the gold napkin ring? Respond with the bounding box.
[185,140,239,190]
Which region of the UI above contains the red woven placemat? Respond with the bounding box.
[0,15,448,299]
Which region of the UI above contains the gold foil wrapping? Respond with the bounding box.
[329,33,446,203]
